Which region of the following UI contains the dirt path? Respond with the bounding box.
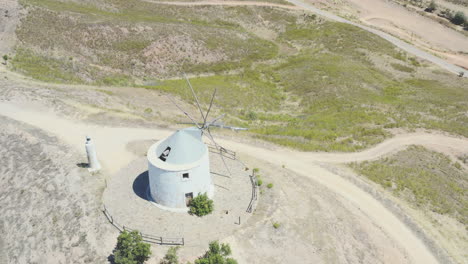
[301,133,468,164]
[1,101,463,264]
[340,0,468,69]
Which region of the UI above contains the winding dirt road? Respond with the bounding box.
[2,101,467,263]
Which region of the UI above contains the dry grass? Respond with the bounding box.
[350,145,468,226]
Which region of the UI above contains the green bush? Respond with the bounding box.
[256,178,263,186]
[113,230,151,264]
[161,246,180,264]
[2,55,7,61]
[246,111,258,120]
[267,183,274,189]
[252,168,260,173]
[452,11,466,25]
[273,222,281,229]
[189,193,214,217]
[426,0,437,12]
[194,241,238,264]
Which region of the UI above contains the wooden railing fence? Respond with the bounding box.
[102,205,184,246]
[246,170,258,213]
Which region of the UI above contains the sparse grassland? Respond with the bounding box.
[13,0,280,83]
[146,0,294,5]
[390,63,415,73]
[10,0,468,151]
[350,146,468,226]
[141,71,283,111]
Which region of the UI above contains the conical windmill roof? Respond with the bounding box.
[147,127,207,171]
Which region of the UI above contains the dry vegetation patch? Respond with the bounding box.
[350,145,468,226]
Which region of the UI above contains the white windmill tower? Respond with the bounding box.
[147,76,247,210]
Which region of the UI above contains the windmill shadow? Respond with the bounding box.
[132,171,150,201]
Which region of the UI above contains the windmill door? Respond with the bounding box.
[185,192,194,206]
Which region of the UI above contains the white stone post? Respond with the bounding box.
[85,136,101,172]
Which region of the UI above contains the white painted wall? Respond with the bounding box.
[148,150,213,208]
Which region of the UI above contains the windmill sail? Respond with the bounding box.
[165,74,247,176]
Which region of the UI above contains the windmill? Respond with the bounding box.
[165,74,247,176]
[146,75,247,210]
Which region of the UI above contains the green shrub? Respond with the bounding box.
[246,111,258,120]
[113,230,151,264]
[144,108,152,113]
[194,241,238,264]
[256,179,263,186]
[273,222,281,229]
[267,183,274,189]
[426,0,437,12]
[161,246,180,264]
[454,162,462,170]
[452,11,466,25]
[408,57,421,67]
[252,168,260,173]
[189,193,214,217]
[2,55,7,61]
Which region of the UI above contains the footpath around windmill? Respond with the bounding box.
[101,78,258,249]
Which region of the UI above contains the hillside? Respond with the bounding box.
[6,0,467,153]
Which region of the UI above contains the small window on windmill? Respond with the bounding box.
[183,173,189,179]
[159,147,171,162]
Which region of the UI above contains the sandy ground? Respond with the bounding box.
[102,152,253,260]
[304,0,468,69]
[0,116,118,264]
[2,89,466,263]
[224,155,412,264]
[0,0,20,55]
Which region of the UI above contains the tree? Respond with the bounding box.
[188,193,214,217]
[160,246,180,264]
[452,11,466,25]
[194,241,238,264]
[113,230,151,264]
[426,0,437,12]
